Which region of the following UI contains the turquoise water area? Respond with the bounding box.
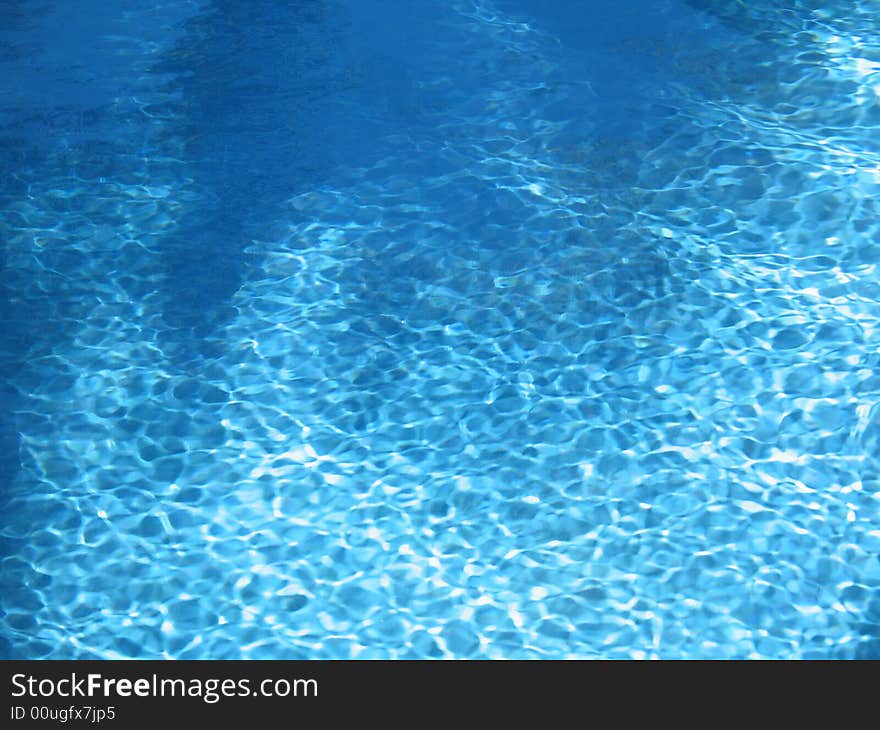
[1,0,879,659]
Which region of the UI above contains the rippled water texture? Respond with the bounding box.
[1,0,879,659]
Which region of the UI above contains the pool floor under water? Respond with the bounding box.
[1,0,879,659]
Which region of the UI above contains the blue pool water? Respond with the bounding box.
[1,0,879,659]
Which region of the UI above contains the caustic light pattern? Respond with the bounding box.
[1,0,879,659]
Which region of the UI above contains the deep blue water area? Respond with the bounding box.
[1,0,879,659]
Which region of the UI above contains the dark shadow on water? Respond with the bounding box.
[0,0,41,504]
[148,0,365,366]
[147,0,473,369]
[0,174,21,490]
